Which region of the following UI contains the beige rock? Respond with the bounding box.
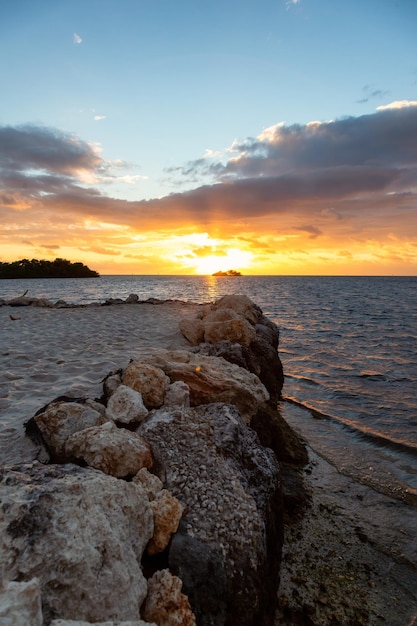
[123,363,170,409]
[65,421,153,477]
[106,384,148,425]
[143,569,196,626]
[147,490,184,555]
[0,462,153,623]
[202,307,240,324]
[164,381,190,409]
[0,578,43,626]
[32,401,108,460]
[138,349,268,423]
[178,317,205,346]
[133,468,163,500]
[213,294,260,324]
[204,317,256,346]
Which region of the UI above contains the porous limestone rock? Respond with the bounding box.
[204,316,256,347]
[163,381,190,409]
[138,402,282,626]
[103,371,122,397]
[143,569,196,626]
[147,489,184,555]
[106,384,148,425]
[0,578,43,626]
[123,362,170,409]
[65,421,153,477]
[136,349,269,423]
[133,467,163,500]
[178,317,205,346]
[26,399,108,462]
[0,462,153,625]
[178,294,284,400]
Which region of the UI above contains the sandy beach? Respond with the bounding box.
[1,301,416,624]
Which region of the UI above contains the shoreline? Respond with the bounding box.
[1,298,417,623]
[277,447,417,625]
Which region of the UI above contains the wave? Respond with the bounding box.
[283,395,417,458]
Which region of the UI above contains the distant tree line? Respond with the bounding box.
[0,258,99,279]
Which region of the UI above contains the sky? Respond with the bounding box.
[1,0,417,275]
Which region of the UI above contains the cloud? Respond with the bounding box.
[94,115,106,121]
[73,33,82,45]
[1,105,417,271]
[377,100,417,111]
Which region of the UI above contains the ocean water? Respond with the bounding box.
[1,274,416,505]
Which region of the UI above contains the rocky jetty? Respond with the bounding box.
[0,295,307,625]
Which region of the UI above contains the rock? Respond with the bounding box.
[138,402,282,626]
[0,578,43,626]
[212,294,261,325]
[123,363,170,409]
[103,371,122,397]
[136,349,269,423]
[50,619,154,626]
[133,468,163,500]
[65,421,153,477]
[204,316,256,347]
[0,462,153,624]
[106,384,148,425]
[163,381,190,409]
[147,489,184,555]
[125,293,139,303]
[143,569,196,626]
[179,295,284,400]
[178,317,205,346]
[25,399,108,462]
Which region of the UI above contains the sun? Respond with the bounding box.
[192,248,253,275]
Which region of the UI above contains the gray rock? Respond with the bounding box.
[138,402,282,626]
[0,462,153,625]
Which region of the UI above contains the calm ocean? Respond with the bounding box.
[1,275,416,505]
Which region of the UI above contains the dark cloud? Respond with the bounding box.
[0,124,102,175]
[1,106,417,245]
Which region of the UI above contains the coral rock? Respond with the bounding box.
[27,400,108,461]
[147,489,184,555]
[143,569,196,626]
[65,421,153,477]
[137,349,268,423]
[123,363,170,409]
[0,462,153,624]
[106,384,148,425]
[133,467,163,500]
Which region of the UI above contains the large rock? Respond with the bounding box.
[65,421,153,478]
[135,349,269,423]
[0,462,153,625]
[25,399,108,462]
[123,363,170,409]
[105,384,148,425]
[179,295,284,401]
[138,402,282,626]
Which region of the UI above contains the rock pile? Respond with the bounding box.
[0,295,307,626]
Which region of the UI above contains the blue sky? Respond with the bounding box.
[1,0,417,274]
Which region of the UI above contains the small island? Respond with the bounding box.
[0,258,99,279]
[212,269,242,277]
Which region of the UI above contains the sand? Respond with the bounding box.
[1,301,416,624]
[0,301,199,465]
